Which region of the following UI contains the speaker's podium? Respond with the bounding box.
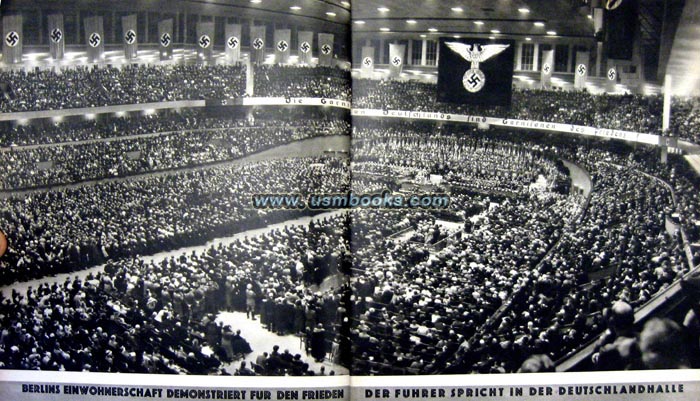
[398,173,451,193]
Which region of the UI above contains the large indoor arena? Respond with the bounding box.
[0,0,699,380]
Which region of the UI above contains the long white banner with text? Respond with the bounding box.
[351,108,663,146]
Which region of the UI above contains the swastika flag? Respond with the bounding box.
[437,38,515,107]
[48,14,64,60]
[274,29,291,64]
[122,14,138,60]
[225,24,242,64]
[84,16,104,63]
[158,19,173,60]
[3,15,23,64]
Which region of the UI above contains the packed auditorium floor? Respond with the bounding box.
[1,60,699,377]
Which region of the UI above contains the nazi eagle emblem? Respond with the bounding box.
[445,42,509,93]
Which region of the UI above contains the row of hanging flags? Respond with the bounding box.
[2,14,335,66]
[359,42,620,91]
[360,43,406,78]
[2,11,619,90]
[540,49,619,91]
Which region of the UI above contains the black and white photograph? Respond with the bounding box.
[0,0,354,380]
[349,0,700,377]
[0,0,699,400]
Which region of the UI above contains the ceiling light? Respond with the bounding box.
[250,0,261,3]
[290,6,301,10]
[491,29,500,34]
[489,36,495,40]
[451,7,463,12]
[354,20,366,25]
[406,19,417,24]
[546,31,557,35]
[428,27,438,32]
[326,12,336,17]
[380,27,390,32]
[341,1,350,6]
[420,34,427,38]
[518,8,530,13]
[378,7,390,12]
[525,37,532,41]
[453,35,461,38]
[474,21,484,25]
[534,22,545,27]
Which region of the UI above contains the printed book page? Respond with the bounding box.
[0,0,354,396]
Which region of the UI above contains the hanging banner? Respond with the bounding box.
[351,108,658,144]
[606,64,619,92]
[196,22,214,62]
[574,51,590,90]
[605,0,637,60]
[47,14,65,60]
[437,38,515,107]
[250,25,266,65]
[122,14,138,61]
[3,14,23,65]
[540,49,553,88]
[298,31,313,64]
[158,19,173,61]
[84,16,104,63]
[225,24,242,64]
[274,29,291,64]
[388,43,405,77]
[360,46,375,78]
[318,33,334,66]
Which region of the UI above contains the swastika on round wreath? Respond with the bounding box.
[198,34,211,48]
[227,36,239,49]
[88,32,101,48]
[277,40,289,52]
[160,33,172,47]
[50,28,63,44]
[124,29,137,45]
[577,64,587,76]
[5,31,19,47]
[462,68,486,93]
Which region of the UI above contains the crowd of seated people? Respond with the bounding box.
[0,64,246,112]
[1,275,222,373]
[355,115,700,245]
[443,164,683,373]
[245,347,336,376]
[0,208,353,373]
[347,192,583,374]
[0,156,350,285]
[517,296,699,373]
[353,79,668,134]
[670,96,700,143]
[254,65,351,102]
[353,129,565,197]
[3,105,700,376]
[0,111,350,148]
[0,116,349,190]
[341,122,695,374]
[1,114,188,147]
